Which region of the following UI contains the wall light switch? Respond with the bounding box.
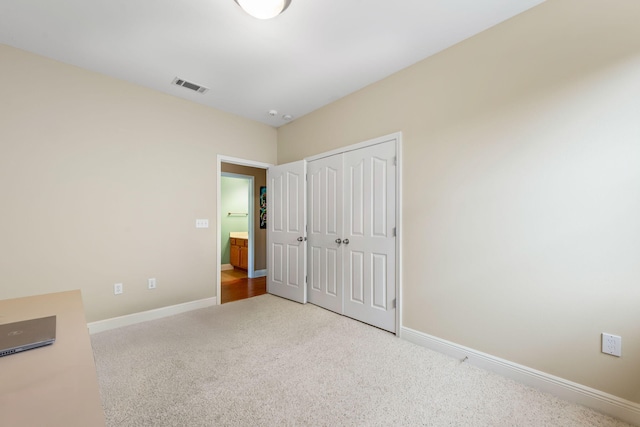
[195,219,209,228]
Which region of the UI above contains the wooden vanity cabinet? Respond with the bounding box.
[230,237,248,270]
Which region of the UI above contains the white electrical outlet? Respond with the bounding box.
[114,283,123,295]
[148,278,157,289]
[602,333,622,357]
[195,219,209,228]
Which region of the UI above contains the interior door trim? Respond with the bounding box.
[216,155,273,305]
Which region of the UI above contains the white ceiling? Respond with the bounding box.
[0,0,544,127]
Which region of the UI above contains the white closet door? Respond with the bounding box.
[307,154,343,314]
[267,161,307,303]
[343,141,396,332]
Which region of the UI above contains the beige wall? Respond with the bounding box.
[0,44,277,322]
[2,0,640,406]
[220,163,267,270]
[277,1,640,403]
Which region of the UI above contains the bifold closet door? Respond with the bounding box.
[306,140,397,333]
[343,141,396,332]
[307,154,343,313]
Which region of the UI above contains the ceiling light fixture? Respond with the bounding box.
[234,0,291,20]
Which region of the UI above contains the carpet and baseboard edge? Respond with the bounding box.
[87,302,639,426]
[87,297,217,334]
[400,326,640,426]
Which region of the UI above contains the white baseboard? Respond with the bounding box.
[400,326,640,426]
[221,264,233,271]
[88,297,217,335]
[253,269,267,278]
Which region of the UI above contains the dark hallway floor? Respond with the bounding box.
[220,269,266,304]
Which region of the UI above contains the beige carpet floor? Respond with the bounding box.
[91,294,633,426]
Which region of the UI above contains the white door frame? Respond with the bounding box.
[216,155,273,305]
[305,132,403,336]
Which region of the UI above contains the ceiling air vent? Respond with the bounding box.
[172,77,209,94]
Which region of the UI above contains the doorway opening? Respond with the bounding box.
[217,156,272,304]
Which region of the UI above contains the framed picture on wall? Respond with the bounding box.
[259,186,267,229]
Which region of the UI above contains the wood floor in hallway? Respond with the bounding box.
[221,269,267,304]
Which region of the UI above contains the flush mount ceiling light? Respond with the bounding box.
[234,0,291,20]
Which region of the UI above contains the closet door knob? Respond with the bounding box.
[343,239,350,245]
[297,236,304,242]
[335,238,342,244]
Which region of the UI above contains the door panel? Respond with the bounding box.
[272,244,283,282]
[372,253,387,310]
[343,141,396,332]
[349,250,364,303]
[307,154,343,314]
[372,157,389,236]
[267,161,307,303]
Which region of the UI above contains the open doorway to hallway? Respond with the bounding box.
[219,160,269,304]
